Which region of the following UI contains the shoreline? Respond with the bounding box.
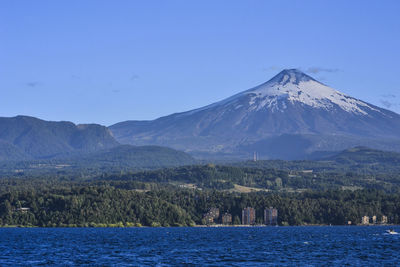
[0,224,396,229]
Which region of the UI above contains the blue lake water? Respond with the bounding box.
[0,226,399,266]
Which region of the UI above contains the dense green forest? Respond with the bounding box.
[1,185,399,227]
[1,146,400,227]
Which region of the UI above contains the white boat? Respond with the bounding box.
[386,229,398,235]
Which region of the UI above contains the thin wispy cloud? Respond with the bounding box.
[263,66,341,75]
[380,100,394,109]
[26,81,41,87]
[70,74,82,80]
[381,94,396,99]
[380,93,398,109]
[130,74,139,81]
[305,67,341,74]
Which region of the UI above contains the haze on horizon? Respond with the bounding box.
[1,0,400,126]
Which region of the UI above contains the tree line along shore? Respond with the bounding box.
[2,157,400,228]
[1,185,399,227]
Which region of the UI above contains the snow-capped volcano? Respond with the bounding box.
[242,69,375,114]
[195,69,378,116]
[110,69,400,159]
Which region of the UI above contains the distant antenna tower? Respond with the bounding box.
[253,151,257,162]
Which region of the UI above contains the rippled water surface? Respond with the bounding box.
[0,226,399,266]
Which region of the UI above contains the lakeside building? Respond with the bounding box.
[208,208,220,219]
[203,207,220,225]
[242,207,256,225]
[203,214,214,225]
[264,207,278,225]
[221,213,232,225]
[361,215,388,225]
[361,216,369,225]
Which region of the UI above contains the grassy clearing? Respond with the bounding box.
[229,184,269,193]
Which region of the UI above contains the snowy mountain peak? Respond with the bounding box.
[270,69,315,85]
[183,69,381,118]
[236,69,377,115]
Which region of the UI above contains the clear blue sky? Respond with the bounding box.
[1,0,400,126]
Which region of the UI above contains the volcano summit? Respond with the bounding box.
[110,69,400,159]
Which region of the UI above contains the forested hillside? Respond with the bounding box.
[98,164,400,193]
[0,116,119,159]
[2,146,400,227]
[0,145,196,177]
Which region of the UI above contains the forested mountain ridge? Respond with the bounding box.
[0,116,196,170]
[0,115,119,160]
